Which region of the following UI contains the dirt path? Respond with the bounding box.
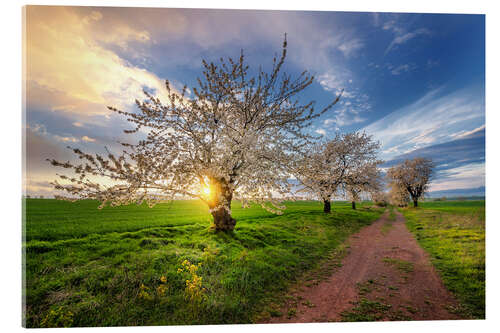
[265,209,462,323]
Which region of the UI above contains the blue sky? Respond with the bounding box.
[24,6,485,196]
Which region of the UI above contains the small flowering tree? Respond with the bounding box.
[386,157,434,207]
[388,180,409,207]
[293,132,381,213]
[370,190,389,207]
[48,37,341,231]
[344,161,383,210]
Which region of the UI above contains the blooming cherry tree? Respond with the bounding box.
[293,132,381,213]
[343,161,383,210]
[387,179,410,207]
[48,37,341,231]
[386,157,434,207]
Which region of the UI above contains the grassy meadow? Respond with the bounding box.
[401,200,485,318]
[23,199,384,327]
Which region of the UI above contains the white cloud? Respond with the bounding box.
[390,63,417,75]
[337,38,364,57]
[315,128,326,136]
[378,16,432,56]
[27,123,47,135]
[382,20,405,35]
[427,59,439,69]
[53,135,79,143]
[429,163,485,191]
[24,178,56,197]
[82,136,96,142]
[26,6,170,118]
[317,72,349,94]
[406,125,441,148]
[324,109,367,129]
[82,10,103,24]
[450,124,485,140]
[364,86,485,160]
[323,119,336,126]
[317,71,372,125]
[92,8,365,73]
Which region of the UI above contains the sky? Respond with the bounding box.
[23,6,485,197]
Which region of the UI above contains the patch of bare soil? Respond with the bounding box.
[263,210,462,323]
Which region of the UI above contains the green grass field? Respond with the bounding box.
[23,199,384,327]
[401,200,485,318]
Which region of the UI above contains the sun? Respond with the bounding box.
[202,186,211,195]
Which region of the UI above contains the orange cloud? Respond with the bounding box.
[25,6,169,117]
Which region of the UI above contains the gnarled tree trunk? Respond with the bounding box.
[323,199,331,213]
[208,178,236,231]
[210,205,236,231]
[352,201,356,210]
[413,199,418,207]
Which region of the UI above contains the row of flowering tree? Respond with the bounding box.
[47,38,389,232]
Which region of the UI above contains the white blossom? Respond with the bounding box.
[292,131,382,212]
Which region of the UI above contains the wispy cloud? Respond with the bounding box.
[323,108,367,129]
[53,135,80,143]
[363,86,485,159]
[426,59,439,69]
[24,178,56,197]
[382,20,405,35]
[24,123,119,196]
[317,72,348,96]
[25,125,72,176]
[429,162,485,192]
[337,38,364,57]
[383,128,484,169]
[450,124,485,140]
[378,15,431,55]
[390,63,417,75]
[385,28,431,55]
[82,135,96,142]
[317,71,372,129]
[382,127,485,193]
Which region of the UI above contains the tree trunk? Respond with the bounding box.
[413,199,418,207]
[323,199,331,213]
[352,201,356,210]
[210,205,236,231]
[208,178,236,231]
